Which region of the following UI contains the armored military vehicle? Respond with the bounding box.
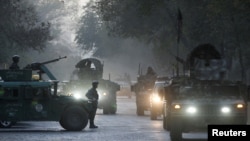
[162,44,249,141]
[65,58,120,114]
[0,56,92,131]
[149,76,170,120]
[131,66,157,116]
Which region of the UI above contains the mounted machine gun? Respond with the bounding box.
[24,56,67,80]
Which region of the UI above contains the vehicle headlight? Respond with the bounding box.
[174,104,181,109]
[99,91,108,99]
[186,106,197,114]
[73,93,82,99]
[236,104,244,109]
[221,106,231,113]
[68,91,84,99]
[102,92,107,96]
[152,95,161,102]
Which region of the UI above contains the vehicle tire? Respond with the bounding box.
[136,106,144,116]
[166,111,171,131]
[103,106,110,114]
[0,121,13,128]
[150,107,157,120]
[163,116,167,130]
[103,102,117,114]
[109,103,117,114]
[170,120,182,141]
[60,106,88,131]
[163,102,167,130]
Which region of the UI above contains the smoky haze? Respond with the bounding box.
[13,0,160,83]
[24,0,158,82]
[40,39,157,82]
[21,40,157,82]
[101,39,157,82]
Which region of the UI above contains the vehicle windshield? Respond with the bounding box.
[174,85,241,99]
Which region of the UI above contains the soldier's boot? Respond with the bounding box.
[89,121,98,128]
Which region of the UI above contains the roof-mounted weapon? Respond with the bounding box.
[24,56,67,80]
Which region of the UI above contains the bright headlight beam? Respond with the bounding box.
[73,93,82,99]
[186,106,197,114]
[174,104,181,109]
[221,106,230,113]
[236,104,244,108]
[153,95,161,102]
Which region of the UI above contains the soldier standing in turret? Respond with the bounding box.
[146,66,156,76]
[9,55,20,70]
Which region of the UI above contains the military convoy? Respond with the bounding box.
[64,58,120,114]
[0,43,248,138]
[0,56,93,131]
[162,44,250,141]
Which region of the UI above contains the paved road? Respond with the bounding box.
[0,96,207,141]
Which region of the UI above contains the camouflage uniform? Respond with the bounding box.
[85,81,99,128]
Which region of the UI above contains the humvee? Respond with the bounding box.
[163,76,249,141]
[0,56,92,131]
[163,44,249,141]
[65,58,120,114]
[131,73,157,116]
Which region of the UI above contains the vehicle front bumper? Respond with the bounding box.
[171,113,247,132]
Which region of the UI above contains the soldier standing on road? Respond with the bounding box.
[9,55,20,70]
[86,80,99,128]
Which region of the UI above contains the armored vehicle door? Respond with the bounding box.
[0,82,25,121]
[23,82,53,120]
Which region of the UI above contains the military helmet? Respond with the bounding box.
[92,80,99,85]
[12,55,20,62]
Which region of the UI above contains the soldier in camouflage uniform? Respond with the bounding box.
[85,80,99,128]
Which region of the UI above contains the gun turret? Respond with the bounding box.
[24,56,67,80]
[185,43,227,80]
[73,58,103,80]
[24,56,67,70]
